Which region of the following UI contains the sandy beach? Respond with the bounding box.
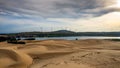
[0,39,120,68]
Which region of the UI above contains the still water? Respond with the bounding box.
[33,36,120,40]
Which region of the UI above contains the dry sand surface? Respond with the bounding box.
[0,39,120,68]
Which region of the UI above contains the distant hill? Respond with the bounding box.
[53,30,75,33]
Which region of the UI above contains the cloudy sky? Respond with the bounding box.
[0,0,120,33]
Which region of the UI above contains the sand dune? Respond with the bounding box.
[0,39,120,68]
[0,48,32,68]
[19,45,75,59]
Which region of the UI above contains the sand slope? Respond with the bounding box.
[0,48,32,68]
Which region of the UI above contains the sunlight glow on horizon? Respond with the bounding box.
[112,0,120,8]
[108,0,120,8]
[117,0,120,7]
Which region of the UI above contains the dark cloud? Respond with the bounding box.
[0,0,118,18]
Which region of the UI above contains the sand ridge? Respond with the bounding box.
[0,48,33,68]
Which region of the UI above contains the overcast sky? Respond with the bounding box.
[0,0,120,33]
